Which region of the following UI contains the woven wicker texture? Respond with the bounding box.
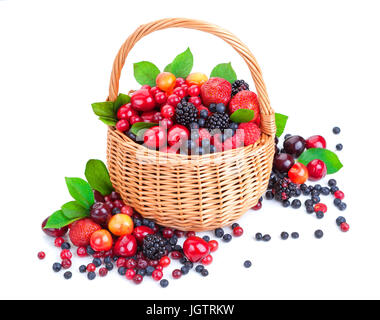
[106,18,276,231]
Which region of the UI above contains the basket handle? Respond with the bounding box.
[108,18,276,136]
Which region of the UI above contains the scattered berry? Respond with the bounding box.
[160,279,169,288]
[314,230,324,239]
[340,222,350,232]
[37,252,46,260]
[64,271,72,280]
[244,260,252,268]
[281,232,289,240]
[291,232,299,239]
[233,226,244,237]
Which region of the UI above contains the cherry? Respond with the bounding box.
[159,256,171,267]
[273,153,295,173]
[125,258,137,269]
[172,269,182,279]
[41,217,68,238]
[167,94,181,107]
[156,72,176,92]
[162,228,174,239]
[167,125,189,147]
[161,104,176,119]
[37,252,46,260]
[208,240,219,252]
[175,77,186,87]
[288,162,309,184]
[90,229,113,252]
[143,126,167,149]
[183,236,210,263]
[283,135,306,158]
[93,190,105,203]
[121,205,134,216]
[77,246,87,257]
[155,92,167,104]
[87,263,96,272]
[233,226,244,237]
[306,135,326,149]
[125,268,136,280]
[201,254,213,265]
[307,159,327,181]
[188,96,201,107]
[131,89,156,112]
[129,115,143,125]
[54,237,64,248]
[314,203,327,213]
[60,249,72,260]
[99,267,108,277]
[173,87,186,99]
[188,85,201,97]
[133,274,143,284]
[160,118,174,129]
[113,234,137,257]
[61,259,72,269]
[334,190,345,199]
[116,119,129,132]
[133,225,154,243]
[340,222,350,232]
[152,269,163,281]
[90,202,111,226]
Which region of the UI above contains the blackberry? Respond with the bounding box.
[142,234,167,261]
[206,112,230,131]
[231,80,249,96]
[175,100,197,127]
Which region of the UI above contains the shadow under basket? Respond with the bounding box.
[105,18,276,231]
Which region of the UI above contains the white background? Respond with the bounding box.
[0,0,379,300]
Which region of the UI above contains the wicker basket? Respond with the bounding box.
[106,18,276,231]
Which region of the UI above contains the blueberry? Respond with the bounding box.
[190,122,200,129]
[291,232,299,239]
[86,245,95,255]
[142,218,150,226]
[230,122,239,130]
[93,258,102,267]
[336,144,343,151]
[265,191,274,200]
[295,189,302,197]
[231,223,239,229]
[312,196,320,204]
[209,103,217,113]
[184,261,193,269]
[160,279,169,288]
[134,218,142,227]
[215,228,224,238]
[291,199,301,209]
[300,184,308,191]
[314,184,322,191]
[330,186,339,194]
[113,256,119,262]
[202,235,210,242]
[198,118,206,127]
[314,230,324,239]
[328,179,337,187]
[112,207,121,215]
[338,202,347,211]
[104,256,112,264]
[305,199,313,207]
[126,131,137,142]
[169,236,178,245]
[52,263,62,272]
[148,221,155,229]
[118,267,127,276]
[281,232,289,240]
[334,198,342,206]
[181,266,190,275]
[316,211,324,219]
[244,260,252,268]
[336,216,346,226]
[216,103,226,113]
[263,234,271,242]
[333,127,341,134]
[210,145,216,153]
[87,272,96,280]
[146,266,155,276]
[311,189,320,197]
[61,242,71,250]
[79,265,87,273]
[303,188,311,196]
[282,200,290,208]
[201,269,209,277]
[200,109,209,119]
[255,233,263,241]
[306,206,314,214]
[222,234,232,242]
[64,271,72,280]
[137,269,146,277]
[179,257,187,264]
[195,265,205,273]
[321,187,330,196]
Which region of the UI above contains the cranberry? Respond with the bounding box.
[90,202,111,226]
[174,230,185,238]
[131,89,156,112]
[76,246,87,257]
[167,94,181,106]
[172,269,182,279]
[201,254,213,265]
[233,226,244,237]
[283,135,306,158]
[183,236,210,262]
[125,268,136,280]
[152,112,164,123]
[133,225,154,243]
[252,201,262,210]
[314,203,327,213]
[133,274,143,284]
[152,269,163,281]
[93,190,105,203]
[156,265,163,271]
[113,234,137,257]
[87,263,96,272]
[54,237,64,248]
[175,78,186,87]
[161,104,176,119]
[41,217,68,238]
[116,258,126,268]
[188,96,201,107]
[60,249,72,260]
[37,252,46,260]
[143,126,167,149]
[173,87,186,99]
[186,231,196,238]
[141,110,156,123]
[307,159,327,181]
[116,119,130,133]
[162,228,174,239]
[155,92,167,104]
[306,135,326,149]
[99,267,108,277]
[159,256,171,267]
[208,240,219,252]
[160,118,174,129]
[121,205,134,216]
[274,153,295,173]
[288,162,309,184]
[137,258,148,269]
[125,258,137,269]
[170,251,183,260]
[334,190,345,199]
[188,85,201,96]
[340,222,350,232]
[148,259,159,267]
[129,115,142,125]
[167,125,189,147]
[93,251,104,258]
[61,259,72,269]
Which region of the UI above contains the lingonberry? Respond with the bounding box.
[159,256,171,268]
[116,258,126,268]
[188,96,201,107]
[334,190,345,200]
[162,228,174,239]
[116,119,130,133]
[173,87,186,99]
[152,269,163,281]
[38,252,46,260]
[188,85,201,97]
[87,263,96,272]
[307,159,327,181]
[314,203,327,213]
[125,258,137,269]
[172,269,182,279]
[121,205,134,217]
[54,237,64,248]
[305,135,326,149]
[161,104,175,119]
[154,92,167,105]
[60,249,72,260]
[208,240,219,252]
[143,126,167,149]
[170,251,183,260]
[99,267,108,277]
[186,231,196,238]
[133,274,143,284]
[201,254,213,265]
[148,259,159,267]
[167,94,181,106]
[288,162,309,184]
[61,259,72,269]
[252,201,262,210]
[125,268,135,280]
[340,222,350,232]
[131,89,156,112]
[233,226,244,237]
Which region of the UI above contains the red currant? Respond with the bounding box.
[87,263,96,272]
[133,274,143,284]
[159,256,171,267]
[208,240,219,252]
[188,96,201,107]
[116,258,126,268]
[233,226,244,237]
[155,92,167,104]
[314,203,327,213]
[340,222,350,232]
[121,205,134,216]
[125,268,136,280]
[37,252,45,260]
[334,190,345,200]
[60,249,72,260]
[152,269,163,281]
[77,246,87,257]
[61,259,72,269]
[307,159,327,181]
[188,85,200,97]
[99,267,108,277]
[54,237,64,248]
[167,94,181,106]
[170,251,183,260]
[172,269,182,279]
[201,254,213,265]
[306,135,326,149]
[173,87,186,99]
[116,119,130,132]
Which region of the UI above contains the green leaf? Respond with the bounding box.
[275,113,288,137]
[44,210,81,229]
[91,101,115,118]
[65,177,95,209]
[114,93,131,114]
[298,148,343,174]
[85,159,114,196]
[210,62,237,83]
[169,48,193,78]
[130,122,158,136]
[99,117,117,126]
[230,109,255,123]
[133,61,160,87]
[164,63,172,72]
[61,201,89,220]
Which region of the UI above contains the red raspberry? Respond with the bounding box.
[238,122,261,146]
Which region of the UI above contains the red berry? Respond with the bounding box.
[152,269,163,281]
[87,263,96,272]
[143,126,167,149]
[188,85,200,97]
[131,89,156,112]
[121,205,134,216]
[113,234,137,257]
[54,237,64,248]
[162,228,174,239]
[61,259,72,269]
[314,203,327,213]
[129,115,142,125]
[173,87,186,99]
[117,104,136,120]
[150,86,161,96]
[170,251,183,260]
[141,110,156,123]
[174,230,185,238]
[133,274,143,284]
[155,92,167,104]
[155,265,163,271]
[160,118,174,129]
[181,84,188,95]
[306,135,326,149]
[42,217,68,238]
[37,252,46,260]
[167,94,181,106]
[208,240,219,252]
[133,226,155,243]
[116,258,126,268]
[125,268,136,280]
[186,231,196,238]
[172,269,182,279]
[148,259,159,267]
[116,119,130,133]
[159,256,171,267]
[233,226,244,237]
[252,201,262,210]
[161,104,176,119]
[334,190,345,200]
[167,125,189,147]
[77,246,87,257]
[340,222,350,232]
[307,159,327,181]
[137,258,148,269]
[175,78,186,87]
[60,249,72,260]
[113,200,124,209]
[152,112,163,123]
[201,254,213,265]
[99,267,108,277]
[141,84,151,91]
[90,229,113,252]
[188,96,201,107]
[125,258,137,269]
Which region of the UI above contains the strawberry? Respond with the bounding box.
[69,218,101,247]
[229,90,260,123]
[200,78,232,107]
[238,122,261,146]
